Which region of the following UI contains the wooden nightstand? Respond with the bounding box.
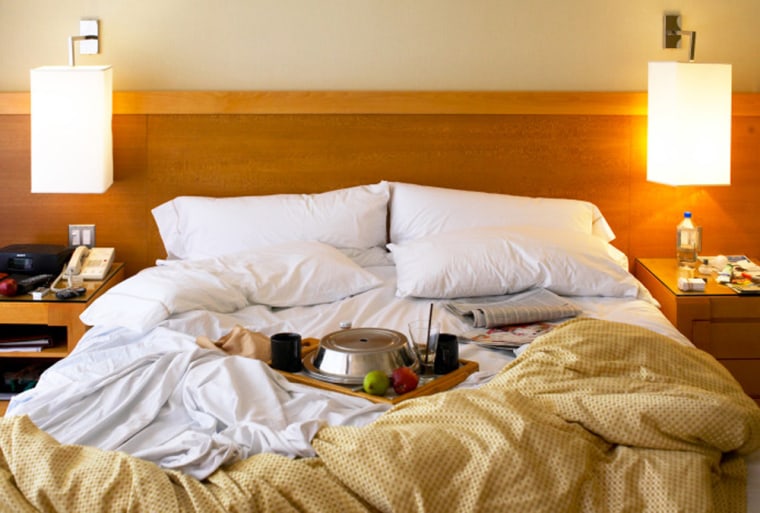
[634,258,760,404]
[0,263,125,415]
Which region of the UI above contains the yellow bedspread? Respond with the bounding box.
[1,318,759,512]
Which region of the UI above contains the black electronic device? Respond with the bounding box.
[0,244,74,276]
[15,274,54,294]
[55,287,87,300]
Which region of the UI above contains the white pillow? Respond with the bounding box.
[152,182,390,260]
[81,241,382,333]
[389,182,615,244]
[221,241,383,307]
[387,226,644,299]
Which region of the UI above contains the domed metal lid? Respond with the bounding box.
[303,327,417,385]
[319,327,408,354]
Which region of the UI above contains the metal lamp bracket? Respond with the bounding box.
[663,13,696,62]
[68,19,100,66]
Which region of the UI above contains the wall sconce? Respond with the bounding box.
[30,19,113,193]
[647,14,732,186]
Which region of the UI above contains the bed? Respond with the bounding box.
[2,181,759,512]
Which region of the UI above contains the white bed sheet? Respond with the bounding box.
[7,265,759,507]
[159,265,691,373]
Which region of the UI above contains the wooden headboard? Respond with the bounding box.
[1,91,759,276]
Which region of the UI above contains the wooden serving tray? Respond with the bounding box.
[275,338,480,404]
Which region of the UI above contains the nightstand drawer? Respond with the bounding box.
[719,360,760,397]
[635,258,760,405]
[694,321,760,358]
[710,300,760,318]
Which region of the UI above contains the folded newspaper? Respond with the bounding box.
[446,288,582,347]
[446,288,582,328]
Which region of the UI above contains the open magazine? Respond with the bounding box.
[460,322,561,348]
[722,256,760,294]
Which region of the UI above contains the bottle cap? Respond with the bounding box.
[684,211,692,218]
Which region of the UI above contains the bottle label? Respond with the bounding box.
[677,227,700,265]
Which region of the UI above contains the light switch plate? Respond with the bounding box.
[80,19,99,54]
[69,224,96,248]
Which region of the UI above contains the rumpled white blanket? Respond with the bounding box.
[7,262,693,480]
[7,326,389,480]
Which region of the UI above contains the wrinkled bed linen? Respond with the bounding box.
[6,265,694,480]
[6,327,388,479]
[1,319,758,513]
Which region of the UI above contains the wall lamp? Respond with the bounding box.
[30,19,113,193]
[647,13,732,186]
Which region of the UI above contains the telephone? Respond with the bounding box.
[66,246,115,280]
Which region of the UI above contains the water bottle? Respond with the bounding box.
[676,212,701,267]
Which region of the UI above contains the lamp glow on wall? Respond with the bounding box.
[647,14,732,186]
[30,22,113,193]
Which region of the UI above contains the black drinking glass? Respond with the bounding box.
[270,332,302,372]
[434,333,459,374]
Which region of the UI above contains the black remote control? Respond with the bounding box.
[55,287,87,300]
[14,274,54,294]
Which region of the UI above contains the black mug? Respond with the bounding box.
[434,333,459,374]
[270,332,302,372]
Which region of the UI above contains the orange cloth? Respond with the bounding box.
[196,325,271,362]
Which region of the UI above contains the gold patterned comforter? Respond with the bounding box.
[1,318,759,512]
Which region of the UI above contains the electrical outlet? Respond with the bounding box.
[68,224,96,248]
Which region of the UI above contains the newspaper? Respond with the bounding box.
[445,288,582,329]
[446,288,582,349]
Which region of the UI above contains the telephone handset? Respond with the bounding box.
[66,246,115,280]
[66,246,88,276]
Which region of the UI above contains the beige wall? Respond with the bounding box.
[1,0,758,92]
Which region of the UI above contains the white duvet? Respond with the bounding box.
[7,260,694,480]
[9,325,388,478]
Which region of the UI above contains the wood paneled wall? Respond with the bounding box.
[1,92,758,276]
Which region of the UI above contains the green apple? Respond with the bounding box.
[363,370,390,396]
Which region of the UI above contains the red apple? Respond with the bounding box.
[391,366,419,395]
[0,277,18,297]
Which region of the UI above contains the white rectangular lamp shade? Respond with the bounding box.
[647,62,732,186]
[31,65,113,193]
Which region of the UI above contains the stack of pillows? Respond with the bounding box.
[82,181,645,332]
[152,180,639,299]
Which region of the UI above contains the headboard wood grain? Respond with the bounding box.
[1,91,758,276]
